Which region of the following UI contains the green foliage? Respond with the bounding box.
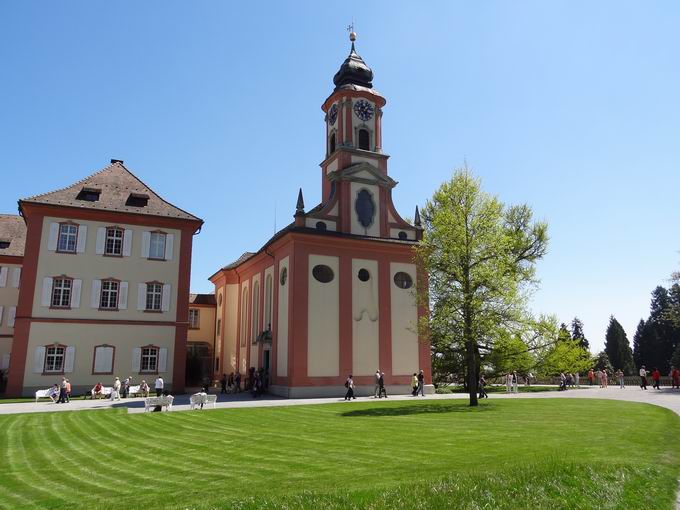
[416,167,548,405]
[671,342,680,370]
[633,286,680,372]
[604,315,635,374]
[541,339,592,375]
[594,351,614,373]
[486,331,535,375]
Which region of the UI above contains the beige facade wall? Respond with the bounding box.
[22,322,175,394]
[390,262,419,376]
[305,218,337,231]
[389,228,416,240]
[238,280,250,373]
[188,306,215,344]
[276,257,289,377]
[352,258,379,376]
[350,182,380,237]
[222,284,238,373]
[249,274,261,369]
[0,263,21,338]
[0,338,12,370]
[307,254,339,377]
[33,216,181,321]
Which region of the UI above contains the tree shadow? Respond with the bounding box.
[341,401,494,418]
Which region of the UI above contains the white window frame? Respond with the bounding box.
[57,224,78,253]
[145,283,163,311]
[140,346,159,373]
[149,232,166,260]
[51,277,73,308]
[104,227,124,256]
[189,308,200,329]
[44,345,66,373]
[100,280,120,310]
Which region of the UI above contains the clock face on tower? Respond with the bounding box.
[328,104,338,125]
[353,99,374,121]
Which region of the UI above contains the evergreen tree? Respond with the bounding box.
[558,323,571,342]
[647,286,676,372]
[594,351,614,373]
[671,342,680,372]
[570,317,589,350]
[632,319,646,368]
[604,315,635,374]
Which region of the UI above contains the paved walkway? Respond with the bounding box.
[1,385,678,416]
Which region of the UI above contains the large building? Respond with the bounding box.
[4,161,202,396]
[209,34,432,397]
[0,215,25,380]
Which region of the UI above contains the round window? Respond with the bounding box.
[312,265,334,283]
[316,221,327,231]
[398,231,408,240]
[280,267,288,286]
[393,271,413,289]
[358,268,370,282]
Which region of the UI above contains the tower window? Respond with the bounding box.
[329,133,336,153]
[358,129,370,150]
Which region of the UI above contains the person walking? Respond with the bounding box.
[526,372,533,387]
[652,367,661,390]
[220,374,228,394]
[417,369,425,396]
[588,369,594,386]
[411,373,418,396]
[639,366,648,389]
[57,377,67,403]
[559,372,567,391]
[227,372,234,393]
[505,373,512,393]
[575,372,580,388]
[616,369,625,389]
[344,374,355,400]
[378,372,388,398]
[479,375,488,399]
[65,379,72,403]
[121,376,130,398]
[672,366,680,390]
[374,369,381,398]
[154,376,164,397]
[111,376,121,401]
[512,371,519,393]
[602,370,609,388]
[235,371,241,393]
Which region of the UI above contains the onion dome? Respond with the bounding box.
[333,32,374,90]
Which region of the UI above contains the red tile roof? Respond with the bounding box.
[0,214,26,257]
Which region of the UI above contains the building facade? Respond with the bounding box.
[210,35,432,397]
[5,160,202,396]
[187,293,217,385]
[0,215,25,382]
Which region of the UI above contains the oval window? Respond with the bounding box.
[358,268,370,282]
[280,267,288,286]
[312,265,334,283]
[316,221,327,231]
[393,272,413,289]
[398,231,408,240]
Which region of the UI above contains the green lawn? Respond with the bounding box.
[1,399,679,509]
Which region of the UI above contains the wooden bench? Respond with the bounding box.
[143,395,174,412]
[190,393,217,410]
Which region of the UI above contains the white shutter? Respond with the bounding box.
[0,306,3,325]
[0,267,7,287]
[47,223,59,251]
[64,346,75,373]
[0,354,9,370]
[165,234,174,261]
[119,281,128,310]
[76,225,87,253]
[95,227,106,255]
[161,284,171,311]
[41,277,53,307]
[94,346,114,373]
[71,279,82,308]
[91,279,101,308]
[11,267,21,288]
[33,346,46,373]
[137,283,146,311]
[158,348,168,373]
[8,307,16,327]
[141,231,151,258]
[132,348,141,372]
[122,229,133,257]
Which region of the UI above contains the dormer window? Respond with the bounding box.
[0,240,9,250]
[329,133,336,153]
[358,129,370,150]
[76,187,101,202]
[126,193,149,207]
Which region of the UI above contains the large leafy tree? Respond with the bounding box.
[570,317,589,350]
[416,168,548,406]
[593,351,614,373]
[604,316,635,374]
[486,331,535,376]
[540,339,592,375]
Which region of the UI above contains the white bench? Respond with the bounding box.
[127,385,145,397]
[190,393,217,410]
[90,386,113,399]
[144,395,174,412]
[35,388,59,403]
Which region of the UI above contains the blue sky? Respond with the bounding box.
[1,1,678,352]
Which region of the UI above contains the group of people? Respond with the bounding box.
[218,368,269,397]
[344,369,425,400]
[46,377,72,403]
[638,366,680,390]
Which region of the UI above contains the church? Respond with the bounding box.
[209,33,433,397]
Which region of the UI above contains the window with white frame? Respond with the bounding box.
[145,283,162,311]
[44,345,65,373]
[57,224,78,253]
[149,232,166,260]
[140,346,159,372]
[189,308,200,328]
[105,227,124,256]
[100,280,119,309]
[51,278,72,308]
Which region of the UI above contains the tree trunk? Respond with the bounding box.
[467,338,478,406]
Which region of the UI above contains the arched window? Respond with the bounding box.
[358,129,370,150]
[329,133,336,153]
[252,282,260,343]
[264,274,273,331]
[240,287,249,347]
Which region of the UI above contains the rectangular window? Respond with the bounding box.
[105,228,124,256]
[100,280,119,309]
[140,347,158,372]
[51,278,72,308]
[146,283,162,311]
[189,309,200,328]
[44,346,65,373]
[149,232,166,260]
[57,224,78,253]
[93,345,114,374]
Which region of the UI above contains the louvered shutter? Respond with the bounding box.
[71,279,82,308]
[141,231,151,258]
[158,348,168,373]
[137,284,146,311]
[8,307,15,327]
[11,267,21,288]
[132,348,141,372]
[161,284,171,311]
[76,225,87,253]
[33,346,46,373]
[41,277,53,307]
[122,229,133,256]
[47,223,59,251]
[0,267,7,287]
[64,346,75,373]
[95,228,106,254]
[119,281,129,310]
[0,306,4,325]
[165,234,174,261]
[91,280,101,308]
[0,354,9,370]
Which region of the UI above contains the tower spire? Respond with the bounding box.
[295,188,305,215]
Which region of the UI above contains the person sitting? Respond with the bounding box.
[91,382,103,399]
[139,380,150,398]
[48,384,60,403]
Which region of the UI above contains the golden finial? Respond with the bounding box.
[347,21,356,42]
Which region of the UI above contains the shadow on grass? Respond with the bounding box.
[341,401,494,418]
